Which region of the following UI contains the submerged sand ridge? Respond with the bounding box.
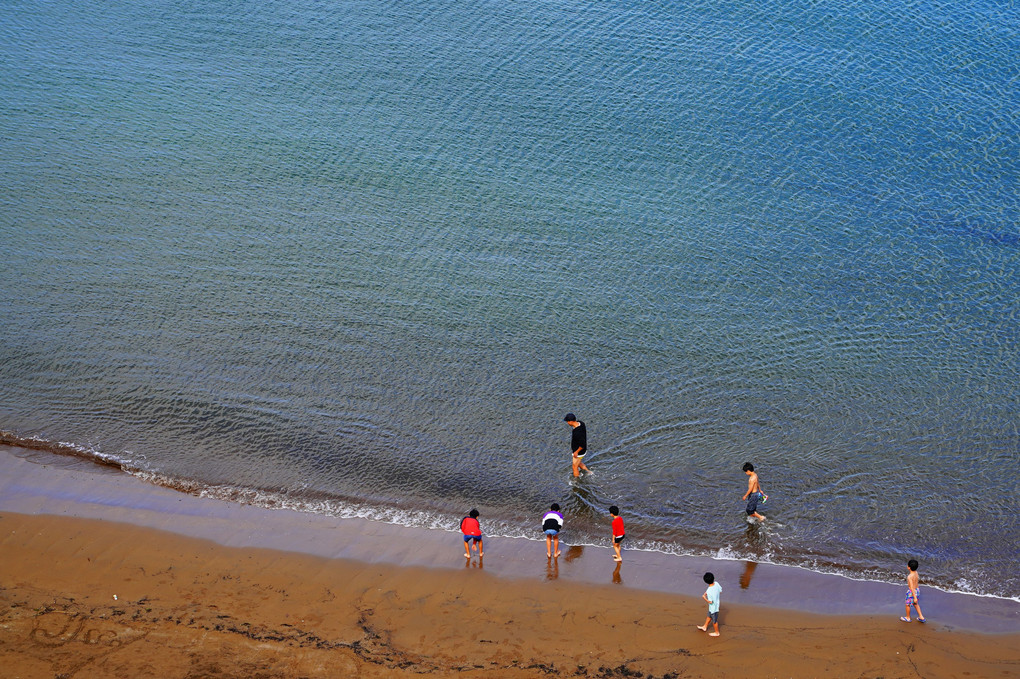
[1,445,1018,677]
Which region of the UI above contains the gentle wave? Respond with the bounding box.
[0,430,128,471]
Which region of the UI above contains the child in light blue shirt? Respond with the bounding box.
[697,572,722,637]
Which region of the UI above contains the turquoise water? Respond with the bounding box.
[1,0,1018,598]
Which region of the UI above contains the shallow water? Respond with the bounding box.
[1,0,1018,599]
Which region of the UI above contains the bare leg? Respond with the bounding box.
[553,535,560,557]
[464,540,471,558]
[697,618,709,631]
[572,455,581,477]
[546,535,552,558]
[613,542,622,561]
[478,539,483,557]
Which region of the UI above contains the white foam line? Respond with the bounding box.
[126,468,1020,605]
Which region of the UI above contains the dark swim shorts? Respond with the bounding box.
[745,492,762,515]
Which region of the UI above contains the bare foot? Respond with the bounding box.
[697,625,708,631]
[708,632,720,637]
[613,556,622,562]
[555,551,561,557]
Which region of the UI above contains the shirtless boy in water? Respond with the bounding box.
[742,462,766,522]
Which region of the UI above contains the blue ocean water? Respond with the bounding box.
[1,0,1018,598]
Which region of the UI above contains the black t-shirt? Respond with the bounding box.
[570,421,587,454]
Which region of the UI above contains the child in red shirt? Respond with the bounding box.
[460,508,483,559]
[609,505,625,562]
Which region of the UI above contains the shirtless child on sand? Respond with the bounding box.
[742,462,766,522]
[900,559,926,623]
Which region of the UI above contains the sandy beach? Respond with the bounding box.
[2,445,1018,678]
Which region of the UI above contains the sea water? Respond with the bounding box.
[1,0,1017,599]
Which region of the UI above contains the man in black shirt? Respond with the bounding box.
[564,413,590,477]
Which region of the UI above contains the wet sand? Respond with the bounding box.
[1,445,1018,678]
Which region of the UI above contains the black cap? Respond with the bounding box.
[564,413,576,422]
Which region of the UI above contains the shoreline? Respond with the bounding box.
[1,444,1018,635]
[4,432,1016,609]
[3,444,1020,677]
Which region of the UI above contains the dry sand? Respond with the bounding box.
[1,445,1018,678]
